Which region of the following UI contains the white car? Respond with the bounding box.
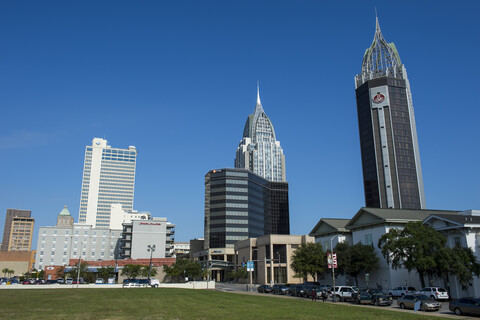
[95,278,104,284]
[418,287,449,300]
[389,286,416,297]
[331,286,358,302]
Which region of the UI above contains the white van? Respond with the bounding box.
[150,279,160,288]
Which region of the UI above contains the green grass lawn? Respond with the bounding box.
[0,288,447,320]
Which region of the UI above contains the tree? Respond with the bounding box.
[229,267,248,281]
[121,264,142,279]
[140,266,158,278]
[67,261,91,281]
[2,268,8,277]
[435,246,480,287]
[97,266,115,280]
[335,242,379,287]
[163,259,202,282]
[290,242,325,281]
[55,266,65,280]
[378,221,446,288]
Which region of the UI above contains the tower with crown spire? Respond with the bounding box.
[234,86,286,182]
[354,17,426,210]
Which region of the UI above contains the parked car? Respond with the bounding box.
[95,278,104,284]
[45,279,57,284]
[107,277,115,284]
[123,279,141,288]
[257,284,272,293]
[397,294,440,311]
[65,278,73,284]
[331,286,358,302]
[57,278,65,284]
[418,287,449,300]
[449,297,480,316]
[304,285,322,299]
[353,289,393,306]
[271,284,288,295]
[72,278,84,284]
[22,280,31,285]
[389,286,417,297]
[150,279,160,287]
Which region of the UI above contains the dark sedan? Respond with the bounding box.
[449,297,480,316]
[354,289,393,306]
[257,284,272,293]
[272,284,289,295]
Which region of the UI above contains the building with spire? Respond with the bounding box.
[354,18,426,210]
[235,87,286,182]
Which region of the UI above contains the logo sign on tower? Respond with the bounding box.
[373,92,385,103]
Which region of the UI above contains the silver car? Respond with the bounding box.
[449,297,480,316]
[397,294,440,311]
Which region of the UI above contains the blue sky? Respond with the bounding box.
[1,1,479,246]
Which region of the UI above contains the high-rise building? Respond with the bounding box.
[354,18,426,209]
[204,168,289,250]
[235,88,286,182]
[78,138,138,228]
[1,209,34,251]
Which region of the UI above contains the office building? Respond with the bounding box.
[204,168,289,253]
[36,205,122,270]
[1,209,34,251]
[78,138,138,228]
[120,217,175,259]
[354,18,426,209]
[235,234,314,285]
[235,88,286,182]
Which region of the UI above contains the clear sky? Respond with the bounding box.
[1,1,479,246]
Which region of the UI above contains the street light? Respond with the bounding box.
[330,235,339,302]
[147,245,156,281]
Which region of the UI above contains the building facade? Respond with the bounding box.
[78,138,137,228]
[1,209,34,251]
[204,168,289,250]
[120,217,175,259]
[235,88,286,182]
[354,18,426,209]
[235,234,314,285]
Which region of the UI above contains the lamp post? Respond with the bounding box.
[147,244,156,281]
[330,235,339,302]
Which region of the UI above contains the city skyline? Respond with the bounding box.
[1,1,479,246]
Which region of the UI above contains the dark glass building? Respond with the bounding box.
[204,168,289,250]
[354,18,426,209]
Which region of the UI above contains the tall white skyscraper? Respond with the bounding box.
[78,138,137,228]
[235,87,286,182]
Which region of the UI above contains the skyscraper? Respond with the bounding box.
[1,209,34,251]
[235,87,286,182]
[78,138,137,228]
[354,18,426,209]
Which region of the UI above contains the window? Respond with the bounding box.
[365,234,373,246]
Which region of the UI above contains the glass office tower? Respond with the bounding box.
[204,168,289,250]
[354,18,426,209]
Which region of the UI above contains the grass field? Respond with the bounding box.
[0,288,448,320]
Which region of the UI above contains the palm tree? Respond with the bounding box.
[2,268,8,277]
